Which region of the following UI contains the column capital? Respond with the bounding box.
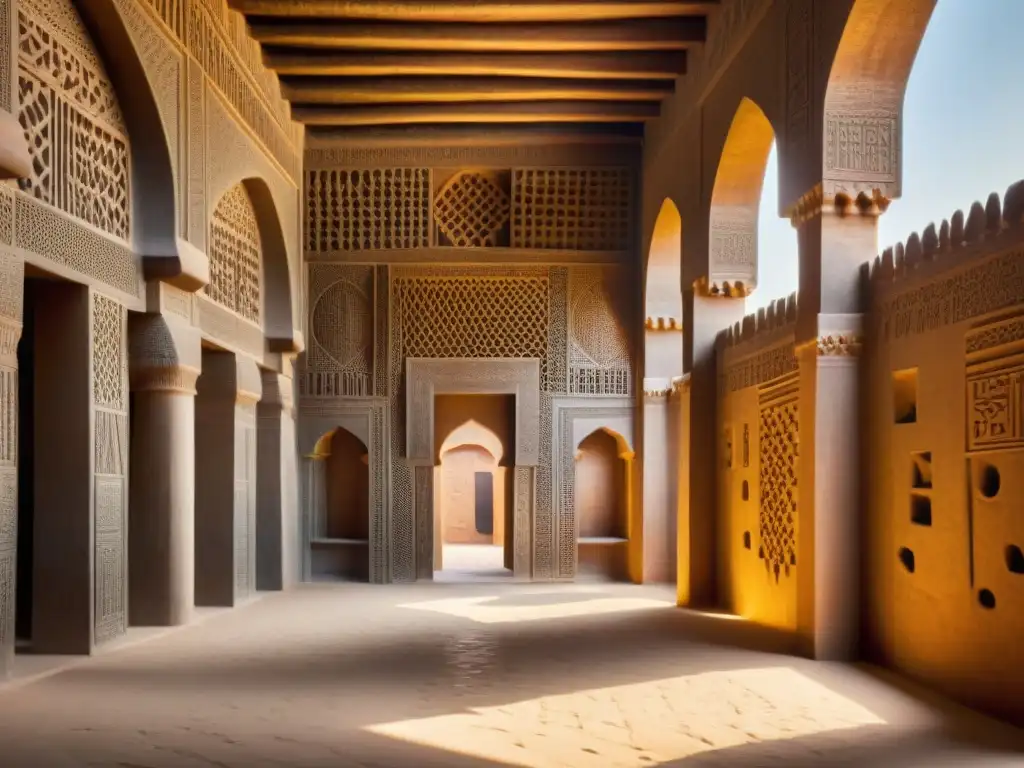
[789,183,891,226]
[130,364,200,395]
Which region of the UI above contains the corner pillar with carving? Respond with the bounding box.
[790,185,876,660]
[128,314,202,627]
[195,353,261,607]
[256,370,298,591]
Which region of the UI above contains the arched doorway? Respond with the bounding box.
[576,428,631,582]
[308,427,370,581]
[433,395,515,582]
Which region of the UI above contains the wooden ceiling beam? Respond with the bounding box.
[231,0,717,22]
[249,19,706,52]
[263,50,687,80]
[282,77,673,104]
[293,100,661,126]
[306,123,646,145]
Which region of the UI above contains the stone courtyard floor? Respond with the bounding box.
[0,582,1022,767]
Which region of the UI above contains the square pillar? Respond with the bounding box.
[256,371,298,591]
[679,290,745,607]
[195,353,260,606]
[640,386,675,583]
[792,194,877,660]
[0,311,21,677]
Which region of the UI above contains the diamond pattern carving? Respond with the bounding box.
[208,183,261,324]
[434,171,510,247]
[758,399,798,581]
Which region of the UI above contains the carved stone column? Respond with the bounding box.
[128,314,201,628]
[195,353,260,607]
[256,371,298,591]
[791,188,875,660]
[679,291,746,607]
[0,311,21,677]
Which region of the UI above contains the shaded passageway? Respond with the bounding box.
[0,583,1021,767]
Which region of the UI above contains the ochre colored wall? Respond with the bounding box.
[438,445,505,545]
[325,429,369,541]
[863,235,1024,727]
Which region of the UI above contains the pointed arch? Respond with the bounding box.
[707,97,776,297]
[206,177,297,352]
[823,0,937,203]
[439,420,505,465]
[645,198,683,379]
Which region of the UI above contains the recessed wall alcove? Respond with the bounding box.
[575,427,631,581]
[308,427,370,582]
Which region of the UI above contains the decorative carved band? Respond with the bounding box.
[694,275,751,299]
[815,334,863,357]
[645,316,682,331]
[726,343,798,393]
[130,364,200,395]
[788,182,890,224]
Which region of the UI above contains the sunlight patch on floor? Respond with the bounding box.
[366,666,885,767]
[397,592,673,624]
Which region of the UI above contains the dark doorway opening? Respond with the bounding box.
[14,279,38,646]
[474,471,494,536]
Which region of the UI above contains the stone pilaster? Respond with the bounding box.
[791,186,875,660]
[0,311,21,677]
[641,382,675,583]
[679,290,745,607]
[128,314,201,627]
[195,352,260,607]
[256,370,298,591]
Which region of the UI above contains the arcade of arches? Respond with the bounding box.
[0,0,1021,752]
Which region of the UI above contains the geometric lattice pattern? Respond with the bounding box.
[512,168,631,251]
[17,0,130,241]
[568,267,631,395]
[434,171,510,247]
[209,183,262,324]
[92,295,125,410]
[395,274,549,366]
[306,168,430,252]
[758,400,798,581]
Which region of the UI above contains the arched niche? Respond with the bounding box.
[644,197,683,380]
[71,0,183,285]
[434,418,511,574]
[575,427,631,582]
[823,0,937,204]
[707,97,776,298]
[205,179,297,353]
[308,427,369,582]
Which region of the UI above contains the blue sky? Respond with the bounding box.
[750,0,1024,311]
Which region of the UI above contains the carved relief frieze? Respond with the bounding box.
[880,249,1024,340]
[816,334,863,357]
[710,206,757,272]
[966,314,1024,452]
[186,57,206,249]
[726,341,798,393]
[304,142,641,170]
[824,112,898,198]
[785,0,813,163]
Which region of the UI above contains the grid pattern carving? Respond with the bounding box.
[568,267,631,395]
[434,171,510,247]
[306,169,429,252]
[534,394,554,579]
[17,0,130,242]
[546,267,569,395]
[370,406,387,583]
[512,168,631,251]
[305,265,373,398]
[758,397,798,581]
[209,183,261,324]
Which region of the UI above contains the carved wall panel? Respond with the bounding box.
[433,170,511,248]
[208,182,261,324]
[824,113,897,189]
[512,168,631,252]
[303,264,373,398]
[17,0,130,241]
[92,294,128,644]
[306,168,430,253]
[966,312,1024,452]
[0,315,17,668]
[234,403,257,598]
[757,378,799,582]
[568,267,631,396]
